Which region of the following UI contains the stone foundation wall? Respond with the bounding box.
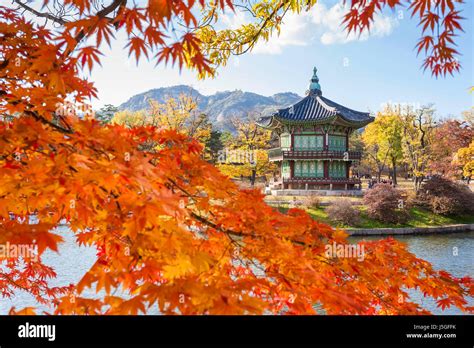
[346,224,474,236]
[271,189,364,197]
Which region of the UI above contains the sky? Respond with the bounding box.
[88,0,473,118]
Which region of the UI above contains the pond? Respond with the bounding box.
[1,227,472,315]
[349,232,474,314]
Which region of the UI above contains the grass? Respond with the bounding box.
[274,204,474,229]
[263,175,474,228]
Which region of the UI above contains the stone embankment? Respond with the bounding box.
[346,224,474,236]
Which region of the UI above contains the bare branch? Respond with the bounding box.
[13,0,67,25]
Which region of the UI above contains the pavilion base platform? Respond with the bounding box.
[269,189,363,197]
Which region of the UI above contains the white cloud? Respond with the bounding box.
[310,2,398,45]
[222,0,398,55]
[221,10,310,55]
[252,12,310,54]
[222,10,247,29]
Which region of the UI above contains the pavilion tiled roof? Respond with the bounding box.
[275,94,372,123]
[257,67,374,129]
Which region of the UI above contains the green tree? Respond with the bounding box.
[205,130,224,163]
[220,131,235,149]
[349,130,370,178]
[95,104,118,124]
[349,130,364,153]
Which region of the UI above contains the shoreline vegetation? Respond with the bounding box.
[262,177,474,233]
[271,203,474,232]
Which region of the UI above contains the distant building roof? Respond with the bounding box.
[257,67,374,129]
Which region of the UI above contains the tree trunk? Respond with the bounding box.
[392,157,397,186]
[250,169,256,186]
[414,175,424,192]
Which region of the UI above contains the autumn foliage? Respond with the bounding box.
[363,184,409,224]
[326,200,360,227]
[343,0,465,77]
[417,176,474,216]
[1,2,473,315]
[429,120,473,178]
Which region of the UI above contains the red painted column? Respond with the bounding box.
[324,161,329,179]
[346,161,350,178]
[290,160,294,178]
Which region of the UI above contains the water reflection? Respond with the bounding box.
[350,232,474,314]
[1,227,472,315]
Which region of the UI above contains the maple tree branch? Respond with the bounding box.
[0,272,30,292]
[166,178,201,199]
[74,0,127,43]
[0,89,74,134]
[165,177,312,247]
[190,202,406,313]
[192,208,402,313]
[190,211,312,248]
[97,0,127,18]
[25,110,74,134]
[13,0,67,25]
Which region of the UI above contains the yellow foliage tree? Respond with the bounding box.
[362,105,404,184]
[454,140,474,183]
[111,95,212,146]
[111,110,150,128]
[217,116,275,185]
[400,105,435,191]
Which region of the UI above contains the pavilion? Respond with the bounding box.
[257,67,374,194]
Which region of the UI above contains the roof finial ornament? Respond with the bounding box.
[308,66,322,96]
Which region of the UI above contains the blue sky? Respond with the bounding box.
[91,0,473,118]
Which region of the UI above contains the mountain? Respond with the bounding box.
[119,85,302,131]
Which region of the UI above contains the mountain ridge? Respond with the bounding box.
[119,85,302,130]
